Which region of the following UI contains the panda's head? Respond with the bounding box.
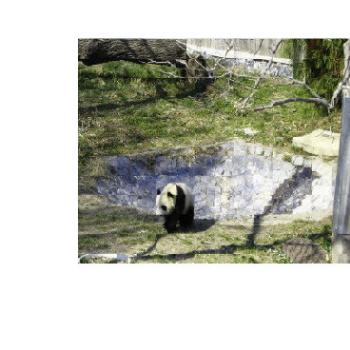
[156,183,181,216]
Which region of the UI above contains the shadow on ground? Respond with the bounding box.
[78,195,332,263]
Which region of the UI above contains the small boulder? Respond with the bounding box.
[292,129,340,157]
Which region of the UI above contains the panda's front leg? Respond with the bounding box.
[164,212,179,233]
[179,206,194,228]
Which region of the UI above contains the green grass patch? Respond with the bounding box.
[78,61,337,263]
[79,60,341,171]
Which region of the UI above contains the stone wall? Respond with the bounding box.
[96,139,336,221]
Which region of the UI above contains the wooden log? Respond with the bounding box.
[78,39,187,65]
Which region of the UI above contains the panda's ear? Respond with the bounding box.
[157,188,161,195]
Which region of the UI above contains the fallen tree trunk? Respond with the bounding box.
[78,39,187,65]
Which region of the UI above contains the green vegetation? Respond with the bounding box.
[78,60,341,171]
[78,195,331,263]
[78,59,337,263]
[304,39,346,100]
[283,39,346,99]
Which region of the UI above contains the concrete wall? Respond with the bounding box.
[187,39,290,62]
[186,39,292,78]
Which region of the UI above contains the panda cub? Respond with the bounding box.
[156,182,194,233]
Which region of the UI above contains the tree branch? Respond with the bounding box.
[240,39,283,108]
[287,78,323,99]
[244,40,350,115]
[253,97,330,112]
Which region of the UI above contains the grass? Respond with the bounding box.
[78,195,332,263]
[78,60,336,263]
[78,60,341,172]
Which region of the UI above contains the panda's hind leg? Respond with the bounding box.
[179,206,194,228]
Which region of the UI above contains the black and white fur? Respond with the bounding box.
[156,182,194,233]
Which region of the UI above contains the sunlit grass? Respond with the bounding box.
[79,60,341,169]
[78,195,332,263]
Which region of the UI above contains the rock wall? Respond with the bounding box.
[96,140,336,221]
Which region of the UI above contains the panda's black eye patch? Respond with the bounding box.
[157,189,161,195]
[167,192,175,198]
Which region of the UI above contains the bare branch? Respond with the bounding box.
[237,39,350,115]
[287,78,323,99]
[253,39,264,56]
[253,97,330,112]
[240,39,283,108]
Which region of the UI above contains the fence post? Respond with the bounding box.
[332,40,350,263]
[332,89,350,263]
